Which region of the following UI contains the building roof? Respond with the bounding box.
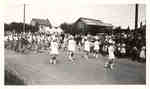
[78,17,113,27]
[31,18,51,26]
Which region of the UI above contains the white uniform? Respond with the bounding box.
[68,39,76,52]
[108,45,115,59]
[50,41,59,55]
[84,41,91,52]
[94,41,100,51]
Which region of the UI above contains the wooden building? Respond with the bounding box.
[72,17,113,34]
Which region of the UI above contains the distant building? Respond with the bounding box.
[72,17,113,34]
[30,18,52,32]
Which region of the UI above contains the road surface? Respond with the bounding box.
[5,49,146,85]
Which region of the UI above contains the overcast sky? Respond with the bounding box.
[3,0,146,29]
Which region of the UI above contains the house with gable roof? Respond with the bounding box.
[30,18,52,32]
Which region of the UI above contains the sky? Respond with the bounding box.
[3,0,146,29]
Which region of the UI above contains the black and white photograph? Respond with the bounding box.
[2,0,147,86]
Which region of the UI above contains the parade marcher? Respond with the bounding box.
[104,40,116,70]
[84,37,91,59]
[67,35,76,62]
[93,39,100,58]
[49,39,59,64]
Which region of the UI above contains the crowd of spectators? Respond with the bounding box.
[4,24,146,63]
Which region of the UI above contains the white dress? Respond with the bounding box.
[94,41,100,50]
[84,41,91,52]
[50,41,59,55]
[68,39,76,52]
[108,45,115,59]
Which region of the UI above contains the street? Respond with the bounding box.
[5,49,146,85]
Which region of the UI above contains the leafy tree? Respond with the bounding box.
[60,22,73,34]
[4,22,39,33]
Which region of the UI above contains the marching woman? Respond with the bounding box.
[67,35,76,62]
[104,39,116,70]
[93,39,100,58]
[84,37,91,59]
[49,38,59,64]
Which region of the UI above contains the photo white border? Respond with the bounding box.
[0,0,149,89]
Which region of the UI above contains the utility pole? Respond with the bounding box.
[135,4,138,30]
[23,4,26,32]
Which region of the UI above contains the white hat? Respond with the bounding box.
[95,36,99,40]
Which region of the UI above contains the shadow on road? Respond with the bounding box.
[5,70,25,85]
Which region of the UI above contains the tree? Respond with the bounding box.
[4,22,39,33]
[60,22,73,34]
